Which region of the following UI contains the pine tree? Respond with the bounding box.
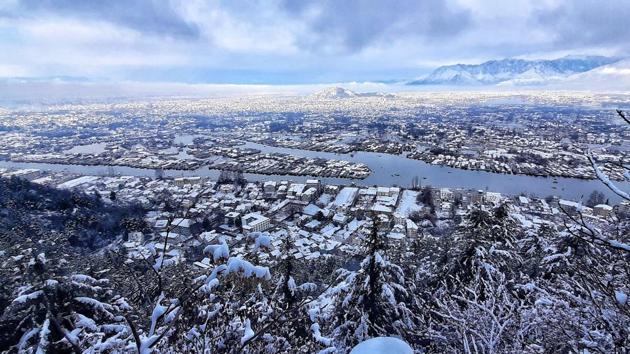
[0,252,130,353]
[320,215,415,350]
[418,204,527,352]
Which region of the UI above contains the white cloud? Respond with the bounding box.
[0,64,30,77]
[0,0,628,83]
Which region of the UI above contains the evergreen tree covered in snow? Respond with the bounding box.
[319,217,415,351]
[0,252,130,353]
[417,204,528,352]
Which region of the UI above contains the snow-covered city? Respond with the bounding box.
[1,1,629,353]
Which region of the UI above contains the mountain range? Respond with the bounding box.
[408,56,622,86]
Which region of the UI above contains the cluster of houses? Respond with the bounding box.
[1,167,625,269]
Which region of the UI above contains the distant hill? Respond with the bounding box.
[546,58,630,91]
[311,87,395,99]
[408,56,620,86]
[312,87,358,99]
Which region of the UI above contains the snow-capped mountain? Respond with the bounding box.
[311,87,395,99]
[545,58,630,91]
[312,87,359,99]
[409,56,619,86]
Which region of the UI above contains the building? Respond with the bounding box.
[405,219,419,238]
[334,187,359,210]
[171,218,195,236]
[593,204,613,218]
[154,219,169,232]
[332,213,348,225]
[173,176,203,186]
[471,190,484,204]
[224,211,240,225]
[518,196,530,206]
[263,181,277,194]
[306,179,321,191]
[377,186,390,197]
[242,212,271,232]
[287,183,306,199]
[558,199,580,215]
[440,188,454,203]
[377,186,400,198]
[484,192,503,205]
[301,187,317,202]
[371,203,393,214]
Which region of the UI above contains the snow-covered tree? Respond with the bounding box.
[437,204,522,292]
[430,273,530,353]
[318,216,416,351]
[151,232,278,353]
[414,204,527,351]
[0,252,131,353]
[518,222,630,352]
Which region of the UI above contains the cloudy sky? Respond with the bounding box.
[0,0,629,84]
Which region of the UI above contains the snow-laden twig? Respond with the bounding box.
[587,151,629,201]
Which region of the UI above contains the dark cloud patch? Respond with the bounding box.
[535,0,630,49]
[16,0,199,38]
[279,0,471,53]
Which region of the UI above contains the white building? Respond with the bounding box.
[173,176,203,186]
[287,183,306,199]
[172,218,194,236]
[242,212,271,232]
[306,179,321,191]
[334,187,359,210]
[484,192,503,205]
[518,196,530,205]
[406,219,419,238]
[593,204,613,218]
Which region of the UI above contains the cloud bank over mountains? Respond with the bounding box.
[0,0,629,85]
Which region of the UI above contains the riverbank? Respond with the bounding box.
[2,153,628,204]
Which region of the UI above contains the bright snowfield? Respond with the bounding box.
[350,337,414,354]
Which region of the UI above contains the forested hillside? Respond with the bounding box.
[0,176,628,353]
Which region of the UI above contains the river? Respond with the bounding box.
[1,139,628,203]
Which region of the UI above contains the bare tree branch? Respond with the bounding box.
[617,110,630,125]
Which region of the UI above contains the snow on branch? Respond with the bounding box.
[240,319,255,345]
[12,290,43,304]
[226,257,271,280]
[588,152,629,201]
[74,297,116,318]
[204,241,230,262]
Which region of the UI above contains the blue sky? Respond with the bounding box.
[1,0,629,84]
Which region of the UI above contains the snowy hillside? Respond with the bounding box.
[311,87,395,99]
[409,56,619,86]
[548,59,630,91]
[312,87,358,99]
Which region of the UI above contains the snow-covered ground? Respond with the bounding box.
[395,190,422,217]
[350,337,413,354]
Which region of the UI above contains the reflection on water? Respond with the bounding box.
[242,141,629,203]
[2,139,628,203]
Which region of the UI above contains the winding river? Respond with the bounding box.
[1,139,628,203]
